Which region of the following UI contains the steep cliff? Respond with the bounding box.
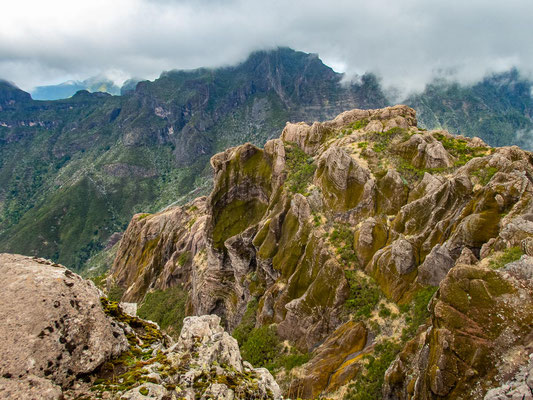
[111,105,533,398]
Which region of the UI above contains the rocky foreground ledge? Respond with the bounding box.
[0,253,280,399]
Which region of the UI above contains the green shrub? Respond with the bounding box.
[472,166,498,185]
[378,304,391,318]
[344,271,381,319]
[89,273,107,289]
[329,223,358,266]
[279,352,311,370]
[284,143,317,194]
[434,133,488,165]
[235,301,310,373]
[240,325,281,369]
[177,251,191,266]
[489,246,523,270]
[137,286,188,338]
[396,159,448,183]
[373,142,387,153]
[107,285,125,302]
[344,340,402,400]
[350,119,369,130]
[401,286,438,342]
[232,298,259,347]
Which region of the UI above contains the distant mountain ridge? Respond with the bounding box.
[0,48,388,271]
[31,75,122,100]
[406,68,533,149]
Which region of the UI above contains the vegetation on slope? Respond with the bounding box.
[137,286,188,338]
[407,69,533,149]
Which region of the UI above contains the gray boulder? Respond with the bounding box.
[0,254,128,389]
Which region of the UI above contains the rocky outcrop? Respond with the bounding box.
[383,259,533,400]
[484,355,533,400]
[111,105,533,398]
[0,254,280,399]
[88,313,280,400]
[398,133,456,169]
[111,196,207,301]
[289,320,368,398]
[315,145,372,212]
[165,315,280,399]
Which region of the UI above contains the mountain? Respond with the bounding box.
[0,48,388,271]
[406,68,533,149]
[31,75,122,100]
[2,48,533,274]
[108,105,533,399]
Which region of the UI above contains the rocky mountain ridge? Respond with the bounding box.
[109,105,533,399]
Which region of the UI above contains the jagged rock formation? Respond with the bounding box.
[111,196,208,302]
[0,254,279,399]
[288,320,368,398]
[383,258,533,400]
[163,315,280,400]
[111,105,533,398]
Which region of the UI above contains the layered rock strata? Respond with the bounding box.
[111,105,533,398]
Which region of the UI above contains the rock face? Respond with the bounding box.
[111,105,533,398]
[0,254,128,392]
[165,315,281,400]
[111,196,207,302]
[383,261,533,400]
[484,355,533,400]
[0,254,280,399]
[289,320,368,399]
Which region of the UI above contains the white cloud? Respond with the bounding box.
[1,0,532,92]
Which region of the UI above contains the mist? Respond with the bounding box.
[1,0,532,94]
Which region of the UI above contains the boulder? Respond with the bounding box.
[417,244,455,286]
[0,254,128,389]
[173,315,243,372]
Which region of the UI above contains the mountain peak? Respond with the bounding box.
[0,79,32,106]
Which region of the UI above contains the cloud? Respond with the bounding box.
[1,0,533,93]
[515,128,533,150]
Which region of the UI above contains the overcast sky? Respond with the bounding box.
[1,0,532,94]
